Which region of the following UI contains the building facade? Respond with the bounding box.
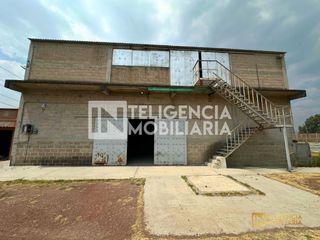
[5,39,305,167]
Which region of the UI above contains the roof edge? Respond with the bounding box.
[28,38,286,54]
[0,108,18,110]
[5,79,305,93]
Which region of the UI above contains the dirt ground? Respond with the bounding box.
[0,179,144,240]
[264,173,320,196]
[1,178,320,240]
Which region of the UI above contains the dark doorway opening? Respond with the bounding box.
[0,130,13,160]
[127,119,154,166]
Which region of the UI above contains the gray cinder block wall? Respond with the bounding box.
[10,90,291,166]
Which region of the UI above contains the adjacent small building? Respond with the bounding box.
[5,39,306,167]
[0,108,18,160]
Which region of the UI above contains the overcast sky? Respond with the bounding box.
[0,0,319,129]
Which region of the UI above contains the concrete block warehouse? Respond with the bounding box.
[5,39,305,167]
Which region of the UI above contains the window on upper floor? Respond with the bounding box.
[170,51,230,86]
[170,50,198,86]
[112,48,230,86]
[112,49,169,67]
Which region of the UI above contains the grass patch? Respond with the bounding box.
[264,173,320,196]
[181,175,199,195]
[311,155,320,166]
[0,178,145,189]
[132,177,146,240]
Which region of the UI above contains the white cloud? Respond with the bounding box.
[0,60,25,79]
[154,0,174,23]
[39,1,102,41]
[101,18,112,34]
[0,60,23,108]
[0,22,28,60]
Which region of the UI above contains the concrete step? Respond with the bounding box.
[207,156,227,168]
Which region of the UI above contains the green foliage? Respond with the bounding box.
[299,114,320,133]
[312,156,320,166]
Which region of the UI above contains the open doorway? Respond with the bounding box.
[127,119,154,165]
[0,130,13,160]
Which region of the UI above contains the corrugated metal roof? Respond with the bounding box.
[28,38,286,54]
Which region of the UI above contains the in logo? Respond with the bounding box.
[88,101,127,140]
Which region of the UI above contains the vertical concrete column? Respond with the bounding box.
[280,54,289,89]
[24,43,34,80]
[106,48,113,83]
[283,126,292,171]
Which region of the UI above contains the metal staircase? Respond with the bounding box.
[192,60,293,168]
[207,121,259,168]
[215,121,259,158]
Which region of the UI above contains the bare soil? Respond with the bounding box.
[0,179,143,240]
[264,173,320,196]
[0,178,319,240]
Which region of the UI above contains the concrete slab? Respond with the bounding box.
[0,164,319,181]
[293,167,320,173]
[135,166,214,178]
[0,165,215,181]
[144,174,320,236]
[0,160,9,168]
[212,168,258,175]
[243,168,291,174]
[36,166,138,180]
[243,167,320,174]
[186,175,252,195]
[309,142,320,152]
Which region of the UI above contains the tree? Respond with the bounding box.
[299,114,320,133]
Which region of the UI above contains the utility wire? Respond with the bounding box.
[0,65,22,79]
[0,65,22,106]
[0,100,17,108]
[0,78,20,101]
[0,92,19,102]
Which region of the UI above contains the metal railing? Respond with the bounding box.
[274,105,293,127]
[225,120,256,156]
[193,60,293,127]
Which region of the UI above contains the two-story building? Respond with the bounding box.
[5,39,305,167]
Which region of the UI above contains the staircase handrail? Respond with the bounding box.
[274,105,293,127]
[225,119,255,152]
[193,60,292,126]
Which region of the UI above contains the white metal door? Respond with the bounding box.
[201,52,217,80]
[170,50,198,86]
[154,119,187,165]
[92,118,127,165]
[216,52,230,84]
[201,52,230,84]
